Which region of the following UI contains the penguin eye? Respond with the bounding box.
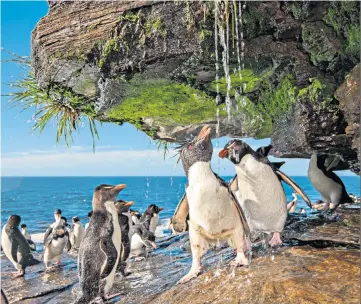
[188,145,193,150]
[234,145,239,151]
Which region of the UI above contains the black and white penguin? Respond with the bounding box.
[129,209,141,225]
[173,126,250,284]
[139,204,164,234]
[75,184,126,304]
[115,200,135,276]
[43,219,71,270]
[287,192,298,213]
[1,215,40,277]
[130,224,157,259]
[219,139,311,247]
[70,216,84,250]
[308,153,353,210]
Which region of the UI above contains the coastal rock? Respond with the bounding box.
[149,246,360,304]
[1,206,359,304]
[29,1,360,170]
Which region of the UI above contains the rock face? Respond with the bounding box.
[31,1,360,172]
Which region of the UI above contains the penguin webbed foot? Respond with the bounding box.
[177,270,200,284]
[11,269,25,278]
[268,232,282,248]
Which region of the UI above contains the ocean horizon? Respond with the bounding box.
[1,176,360,236]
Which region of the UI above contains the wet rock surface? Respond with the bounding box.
[30,1,360,173]
[1,205,359,304]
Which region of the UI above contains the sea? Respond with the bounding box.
[1,176,360,236]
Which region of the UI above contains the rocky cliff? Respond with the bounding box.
[31,1,360,173]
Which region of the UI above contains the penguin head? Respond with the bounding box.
[115,200,134,213]
[129,209,141,218]
[8,215,21,227]
[145,204,164,215]
[256,144,273,157]
[179,125,213,175]
[219,139,253,164]
[72,216,80,224]
[93,184,126,209]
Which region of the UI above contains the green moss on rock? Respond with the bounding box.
[107,81,225,128]
[346,24,360,56]
[209,69,270,96]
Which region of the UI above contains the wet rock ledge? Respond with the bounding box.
[31,1,360,173]
[1,205,360,304]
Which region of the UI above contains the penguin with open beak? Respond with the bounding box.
[219,139,311,247]
[173,126,250,284]
[75,183,126,304]
[115,200,135,276]
[308,153,353,211]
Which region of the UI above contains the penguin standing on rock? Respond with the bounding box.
[219,139,312,247]
[70,216,84,250]
[308,153,353,210]
[173,126,250,284]
[43,219,71,270]
[75,184,126,304]
[115,200,135,276]
[139,204,164,234]
[1,215,40,277]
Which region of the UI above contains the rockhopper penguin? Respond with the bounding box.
[308,153,353,210]
[115,199,135,276]
[139,204,164,234]
[70,216,84,250]
[174,126,250,284]
[75,183,126,304]
[1,215,40,277]
[219,139,311,247]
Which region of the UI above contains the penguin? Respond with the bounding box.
[129,224,157,259]
[139,204,164,234]
[20,224,36,251]
[114,200,135,276]
[170,193,189,234]
[84,211,93,231]
[75,184,126,304]
[308,153,353,210]
[219,139,311,247]
[129,209,141,225]
[287,192,298,213]
[173,126,250,284]
[1,215,40,277]
[70,216,84,250]
[43,209,66,244]
[43,219,71,270]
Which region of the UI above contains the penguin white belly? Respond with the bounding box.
[73,224,84,248]
[308,166,342,203]
[187,162,238,235]
[45,237,68,261]
[130,233,145,253]
[149,214,159,234]
[103,201,122,294]
[236,155,287,233]
[132,216,139,225]
[1,225,21,270]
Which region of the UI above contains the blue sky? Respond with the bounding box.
[0,1,355,177]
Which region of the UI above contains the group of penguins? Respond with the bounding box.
[1,125,358,304]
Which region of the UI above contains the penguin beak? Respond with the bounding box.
[159,207,164,211]
[151,242,157,249]
[218,148,229,158]
[112,184,126,193]
[197,125,211,141]
[124,201,134,207]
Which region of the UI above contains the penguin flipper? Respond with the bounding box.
[99,239,118,279]
[171,192,189,234]
[229,175,238,192]
[272,161,286,169]
[43,227,53,243]
[229,190,251,238]
[275,170,312,208]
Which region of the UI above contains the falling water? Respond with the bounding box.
[214,1,221,110]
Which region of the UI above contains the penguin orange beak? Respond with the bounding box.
[197,125,211,141]
[113,184,126,192]
[124,201,134,207]
[159,207,164,211]
[218,148,229,158]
